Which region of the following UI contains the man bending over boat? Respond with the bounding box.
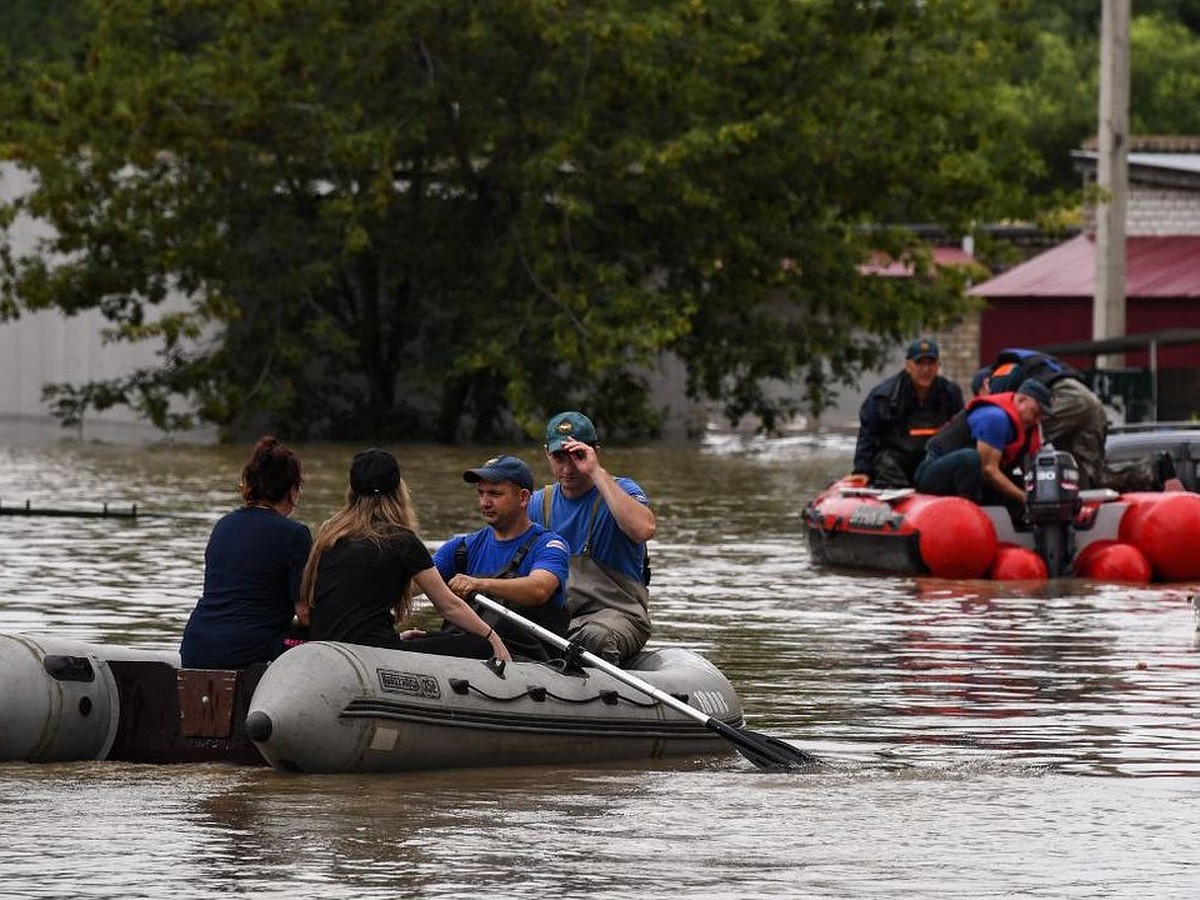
[420,455,569,661]
[851,338,964,488]
[529,411,655,665]
[978,349,1181,493]
[914,379,1050,516]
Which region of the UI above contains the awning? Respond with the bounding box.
[1037,327,1200,356]
[1035,328,1200,424]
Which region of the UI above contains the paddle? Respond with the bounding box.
[473,593,819,771]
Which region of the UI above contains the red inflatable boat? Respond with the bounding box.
[804,474,1200,584]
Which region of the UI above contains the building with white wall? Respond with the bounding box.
[0,163,214,441]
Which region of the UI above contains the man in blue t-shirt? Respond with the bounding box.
[980,348,1108,489]
[427,454,570,660]
[915,380,1049,510]
[529,411,656,664]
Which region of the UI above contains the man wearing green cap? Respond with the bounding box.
[529,411,656,664]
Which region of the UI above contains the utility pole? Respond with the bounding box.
[1094,0,1130,369]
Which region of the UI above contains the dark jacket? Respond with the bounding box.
[854,371,964,480]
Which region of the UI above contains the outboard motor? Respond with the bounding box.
[1024,445,1082,577]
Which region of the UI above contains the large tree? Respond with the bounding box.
[1,0,1048,441]
[1006,2,1200,201]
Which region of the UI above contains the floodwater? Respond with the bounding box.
[1,423,1199,898]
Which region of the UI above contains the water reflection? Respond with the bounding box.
[5,759,1199,899]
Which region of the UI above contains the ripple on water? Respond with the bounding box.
[3,437,1200,897]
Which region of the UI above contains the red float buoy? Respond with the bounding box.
[1072,540,1152,584]
[1117,492,1200,581]
[896,494,998,578]
[988,543,1048,580]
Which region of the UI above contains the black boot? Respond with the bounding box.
[1154,452,1178,490]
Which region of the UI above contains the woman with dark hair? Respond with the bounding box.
[179,436,312,668]
[304,448,512,662]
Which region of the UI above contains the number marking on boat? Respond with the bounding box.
[376,669,442,699]
[848,506,895,530]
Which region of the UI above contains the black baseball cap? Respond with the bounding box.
[1016,379,1053,412]
[349,448,401,496]
[906,338,940,361]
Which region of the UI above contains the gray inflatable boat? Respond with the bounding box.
[244,641,745,773]
[0,632,267,765]
[0,633,176,763]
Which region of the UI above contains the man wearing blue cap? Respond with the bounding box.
[852,338,964,489]
[419,455,570,660]
[529,411,656,664]
[915,379,1049,509]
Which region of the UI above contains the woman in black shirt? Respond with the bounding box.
[302,448,511,662]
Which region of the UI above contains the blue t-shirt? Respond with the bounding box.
[432,523,569,608]
[179,506,313,668]
[968,405,1017,452]
[528,479,649,584]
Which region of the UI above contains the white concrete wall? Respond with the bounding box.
[0,163,214,440]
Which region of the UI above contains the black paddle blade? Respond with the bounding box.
[708,719,820,771]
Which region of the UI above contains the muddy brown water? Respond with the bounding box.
[2,428,1198,898]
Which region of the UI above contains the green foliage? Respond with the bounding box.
[1007,2,1200,199]
[0,0,1130,439]
[0,0,94,66]
[1131,13,1200,135]
[1003,27,1098,199]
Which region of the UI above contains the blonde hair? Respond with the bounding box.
[300,478,422,621]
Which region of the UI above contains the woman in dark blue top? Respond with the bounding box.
[179,436,312,669]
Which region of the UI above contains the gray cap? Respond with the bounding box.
[1016,379,1052,412]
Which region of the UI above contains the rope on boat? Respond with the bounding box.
[447,677,660,707]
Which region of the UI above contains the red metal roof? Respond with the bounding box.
[971,234,1200,298]
[860,245,978,277]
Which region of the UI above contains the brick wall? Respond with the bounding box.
[1125,186,1200,236]
[931,313,983,391]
